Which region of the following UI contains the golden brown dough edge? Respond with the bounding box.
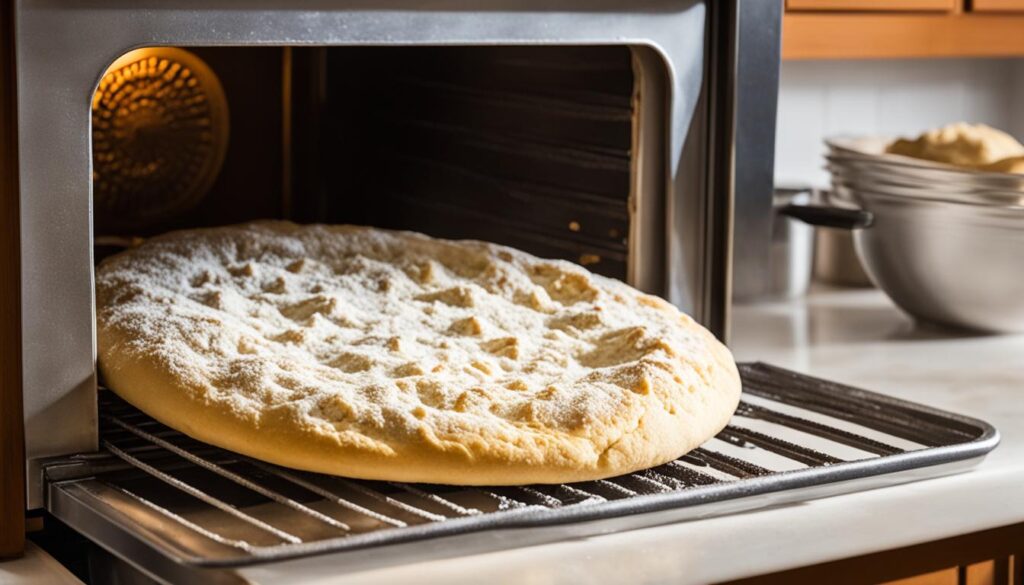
[595,324,741,473]
[98,318,741,486]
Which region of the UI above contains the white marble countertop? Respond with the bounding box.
[241,287,1024,585]
[0,543,81,585]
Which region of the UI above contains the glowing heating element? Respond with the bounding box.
[92,48,229,230]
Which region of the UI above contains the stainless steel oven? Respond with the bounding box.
[5,2,994,584]
[13,0,782,509]
[0,2,1003,581]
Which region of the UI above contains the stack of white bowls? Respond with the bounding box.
[789,136,1024,333]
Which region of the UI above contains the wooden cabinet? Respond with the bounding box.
[727,523,1024,585]
[786,0,955,11]
[883,561,1004,585]
[970,0,1024,11]
[783,0,1024,59]
[0,0,25,562]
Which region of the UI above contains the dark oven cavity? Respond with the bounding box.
[92,46,637,283]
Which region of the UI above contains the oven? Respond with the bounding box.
[0,1,1000,583]
[12,0,772,509]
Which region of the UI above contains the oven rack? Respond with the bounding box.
[42,363,998,583]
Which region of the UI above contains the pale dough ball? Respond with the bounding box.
[980,155,1024,175]
[886,123,1024,168]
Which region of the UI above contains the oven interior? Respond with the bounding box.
[92,45,643,287]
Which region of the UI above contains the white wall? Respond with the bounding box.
[774,58,1024,188]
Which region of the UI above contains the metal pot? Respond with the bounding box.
[782,192,1024,333]
[767,187,816,299]
[733,187,816,301]
[812,188,873,288]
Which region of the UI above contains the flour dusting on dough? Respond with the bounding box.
[96,222,740,484]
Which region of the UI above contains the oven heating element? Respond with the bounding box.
[92,48,229,231]
[41,363,997,584]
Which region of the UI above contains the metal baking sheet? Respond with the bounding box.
[42,362,999,584]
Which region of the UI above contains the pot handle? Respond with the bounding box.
[778,204,874,230]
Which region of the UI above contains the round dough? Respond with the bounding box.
[886,122,1024,168]
[96,222,740,485]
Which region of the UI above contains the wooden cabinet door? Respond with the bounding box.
[0,0,25,561]
[970,0,1024,11]
[786,0,956,10]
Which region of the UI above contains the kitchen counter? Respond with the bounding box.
[4,287,1023,584]
[241,287,1024,584]
[0,543,81,585]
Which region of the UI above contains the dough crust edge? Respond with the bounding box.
[98,308,741,485]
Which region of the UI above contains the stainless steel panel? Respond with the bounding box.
[629,46,669,294]
[15,0,709,506]
[722,0,783,325]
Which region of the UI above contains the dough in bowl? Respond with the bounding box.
[96,222,740,485]
[886,122,1024,167]
[980,155,1024,175]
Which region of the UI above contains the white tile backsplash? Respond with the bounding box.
[775,58,1024,188]
[1012,60,1024,139]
